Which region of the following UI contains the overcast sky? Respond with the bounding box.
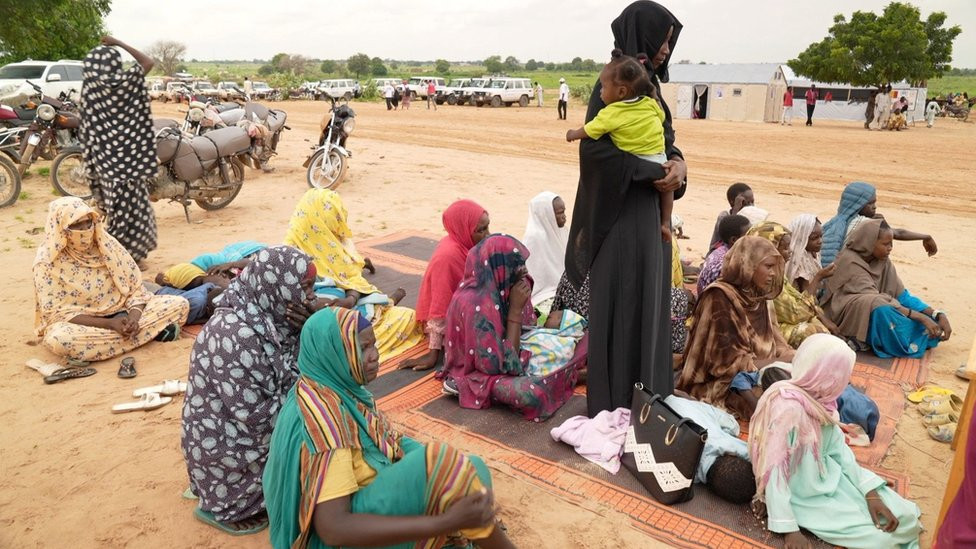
[105,0,975,67]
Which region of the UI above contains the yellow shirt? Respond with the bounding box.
[584,96,666,155]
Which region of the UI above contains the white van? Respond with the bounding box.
[406,77,446,99]
[0,60,83,102]
[479,78,535,107]
[317,79,361,101]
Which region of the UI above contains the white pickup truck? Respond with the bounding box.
[406,76,446,100]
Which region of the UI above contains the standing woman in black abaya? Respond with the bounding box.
[552,1,688,416]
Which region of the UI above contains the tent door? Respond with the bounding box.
[676,85,693,119]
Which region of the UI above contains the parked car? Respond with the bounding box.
[147,80,167,101]
[474,77,535,107]
[216,81,244,100]
[164,81,192,103]
[372,78,404,93]
[0,60,83,105]
[316,79,361,101]
[251,81,278,100]
[406,76,446,100]
[191,80,219,98]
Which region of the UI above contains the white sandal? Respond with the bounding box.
[132,379,187,398]
[112,392,172,413]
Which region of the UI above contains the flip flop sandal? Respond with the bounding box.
[43,366,96,384]
[67,358,91,368]
[907,385,955,403]
[922,412,959,427]
[154,323,180,342]
[118,357,137,379]
[182,486,199,500]
[133,379,187,398]
[111,392,172,413]
[928,423,956,443]
[193,507,268,536]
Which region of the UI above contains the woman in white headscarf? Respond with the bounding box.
[522,192,568,318]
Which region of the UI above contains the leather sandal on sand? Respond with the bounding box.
[44,366,96,384]
[907,385,955,403]
[919,393,963,415]
[118,357,137,379]
[922,412,959,427]
[132,379,187,398]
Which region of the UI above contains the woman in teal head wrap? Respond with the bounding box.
[820,182,937,267]
[263,308,516,549]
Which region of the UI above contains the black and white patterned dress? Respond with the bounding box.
[79,46,158,261]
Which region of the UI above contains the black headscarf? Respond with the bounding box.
[564,1,684,286]
[611,1,683,84]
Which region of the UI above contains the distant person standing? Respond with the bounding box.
[864,87,880,129]
[781,86,793,125]
[925,98,939,127]
[391,84,401,110]
[873,85,892,130]
[383,82,394,110]
[243,76,252,98]
[557,77,569,120]
[804,84,818,126]
[400,80,411,109]
[535,81,543,107]
[426,80,437,110]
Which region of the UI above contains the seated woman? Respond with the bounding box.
[748,221,838,348]
[697,214,750,295]
[677,236,794,416]
[181,246,317,535]
[284,188,423,361]
[522,191,569,318]
[401,199,489,371]
[820,182,937,266]
[821,219,951,358]
[444,235,580,421]
[707,182,754,253]
[263,308,515,549]
[750,334,921,548]
[33,198,188,362]
[785,214,830,293]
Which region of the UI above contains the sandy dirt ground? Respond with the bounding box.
[1,97,974,548]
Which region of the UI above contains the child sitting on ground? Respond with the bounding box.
[520,309,587,377]
[566,49,673,242]
[708,183,755,252]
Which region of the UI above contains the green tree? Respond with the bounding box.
[370,57,387,76]
[503,56,520,71]
[570,57,583,70]
[525,59,538,71]
[0,0,111,63]
[581,58,598,71]
[484,55,504,74]
[434,59,450,74]
[347,53,371,79]
[789,2,961,87]
[320,59,337,74]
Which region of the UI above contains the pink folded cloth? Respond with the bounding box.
[550,407,631,473]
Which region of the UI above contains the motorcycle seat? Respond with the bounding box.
[189,100,208,110]
[14,107,35,120]
[204,126,251,157]
[215,103,239,113]
[244,102,269,123]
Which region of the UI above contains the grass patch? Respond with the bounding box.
[927,75,976,96]
[37,167,50,176]
[14,215,24,222]
[17,237,33,249]
[18,191,29,200]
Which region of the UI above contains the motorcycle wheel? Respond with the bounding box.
[51,147,91,199]
[195,158,245,210]
[306,148,346,190]
[0,154,22,208]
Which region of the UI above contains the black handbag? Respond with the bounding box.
[620,382,708,505]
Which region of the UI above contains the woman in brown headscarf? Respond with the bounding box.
[820,218,950,358]
[676,236,793,414]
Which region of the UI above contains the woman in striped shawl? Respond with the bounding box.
[263,308,515,549]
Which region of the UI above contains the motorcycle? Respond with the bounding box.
[13,81,81,177]
[148,119,253,220]
[182,96,247,136]
[0,127,22,207]
[236,101,288,171]
[303,96,355,190]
